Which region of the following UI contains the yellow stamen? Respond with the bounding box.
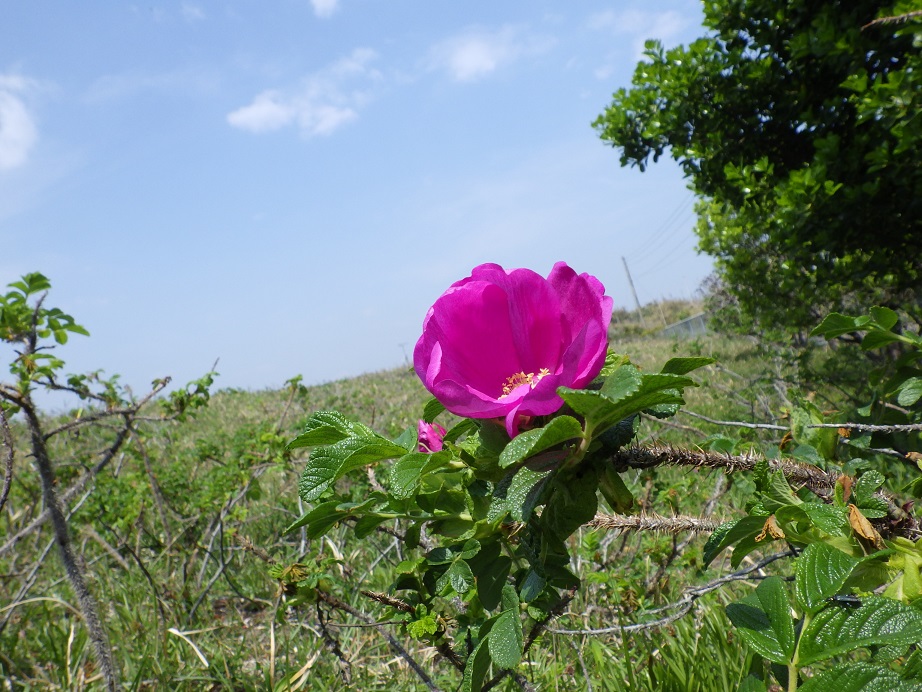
[501,368,550,397]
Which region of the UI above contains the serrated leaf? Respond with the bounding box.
[461,621,495,692]
[801,502,849,535]
[299,435,408,501]
[798,596,922,665]
[795,543,863,613]
[289,411,366,449]
[489,454,560,523]
[559,372,694,437]
[436,560,475,594]
[600,363,643,400]
[897,377,922,407]
[498,416,583,468]
[407,614,439,639]
[489,608,523,669]
[423,397,445,423]
[520,569,546,603]
[725,577,796,664]
[799,662,922,692]
[542,470,598,542]
[389,451,452,499]
[702,516,766,566]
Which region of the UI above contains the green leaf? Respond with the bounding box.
[461,621,495,692]
[282,499,341,537]
[559,371,695,437]
[289,411,366,449]
[801,502,848,535]
[476,556,512,611]
[542,470,598,542]
[436,560,475,594]
[298,435,408,501]
[810,312,867,340]
[725,577,796,665]
[422,397,445,423]
[488,585,523,669]
[795,543,863,614]
[389,451,452,499]
[489,454,560,523]
[762,470,803,511]
[798,596,922,665]
[897,377,922,407]
[600,363,643,400]
[659,356,715,375]
[863,329,903,351]
[870,306,900,331]
[407,614,439,639]
[853,470,890,518]
[799,663,922,692]
[498,416,583,469]
[702,516,766,567]
[597,464,634,513]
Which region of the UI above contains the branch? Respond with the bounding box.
[316,591,443,692]
[547,550,795,636]
[678,410,787,431]
[588,512,722,535]
[610,444,836,496]
[0,423,132,557]
[0,405,13,514]
[808,422,922,433]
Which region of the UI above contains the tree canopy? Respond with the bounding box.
[594,0,922,331]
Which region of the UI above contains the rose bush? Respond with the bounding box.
[413,262,612,437]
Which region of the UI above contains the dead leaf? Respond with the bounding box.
[848,503,885,552]
[755,515,786,542]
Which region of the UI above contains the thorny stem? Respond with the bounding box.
[21,396,121,691]
[0,405,13,514]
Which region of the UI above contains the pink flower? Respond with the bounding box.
[413,262,613,437]
[418,420,447,453]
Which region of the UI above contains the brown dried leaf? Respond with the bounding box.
[755,515,786,542]
[848,503,885,552]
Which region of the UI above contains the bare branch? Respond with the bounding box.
[808,421,922,433]
[316,591,443,692]
[679,410,787,431]
[0,405,13,514]
[548,550,795,636]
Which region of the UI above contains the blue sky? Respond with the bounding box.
[0,1,712,404]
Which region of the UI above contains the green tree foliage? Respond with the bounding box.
[594,0,922,331]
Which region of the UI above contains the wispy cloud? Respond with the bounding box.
[85,67,220,102]
[428,26,554,82]
[310,0,339,19]
[0,74,38,172]
[181,3,205,22]
[589,9,689,68]
[227,48,380,137]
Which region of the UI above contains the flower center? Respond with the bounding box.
[501,368,550,397]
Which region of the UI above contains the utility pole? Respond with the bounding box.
[621,256,647,330]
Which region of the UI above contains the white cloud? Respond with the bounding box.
[589,9,689,63]
[0,75,38,171]
[429,26,554,82]
[227,48,379,137]
[310,0,339,19]
[181,4,205,21]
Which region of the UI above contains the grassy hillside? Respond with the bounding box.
[0,332,827,690]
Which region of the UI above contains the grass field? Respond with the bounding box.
[0,324,840,690]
